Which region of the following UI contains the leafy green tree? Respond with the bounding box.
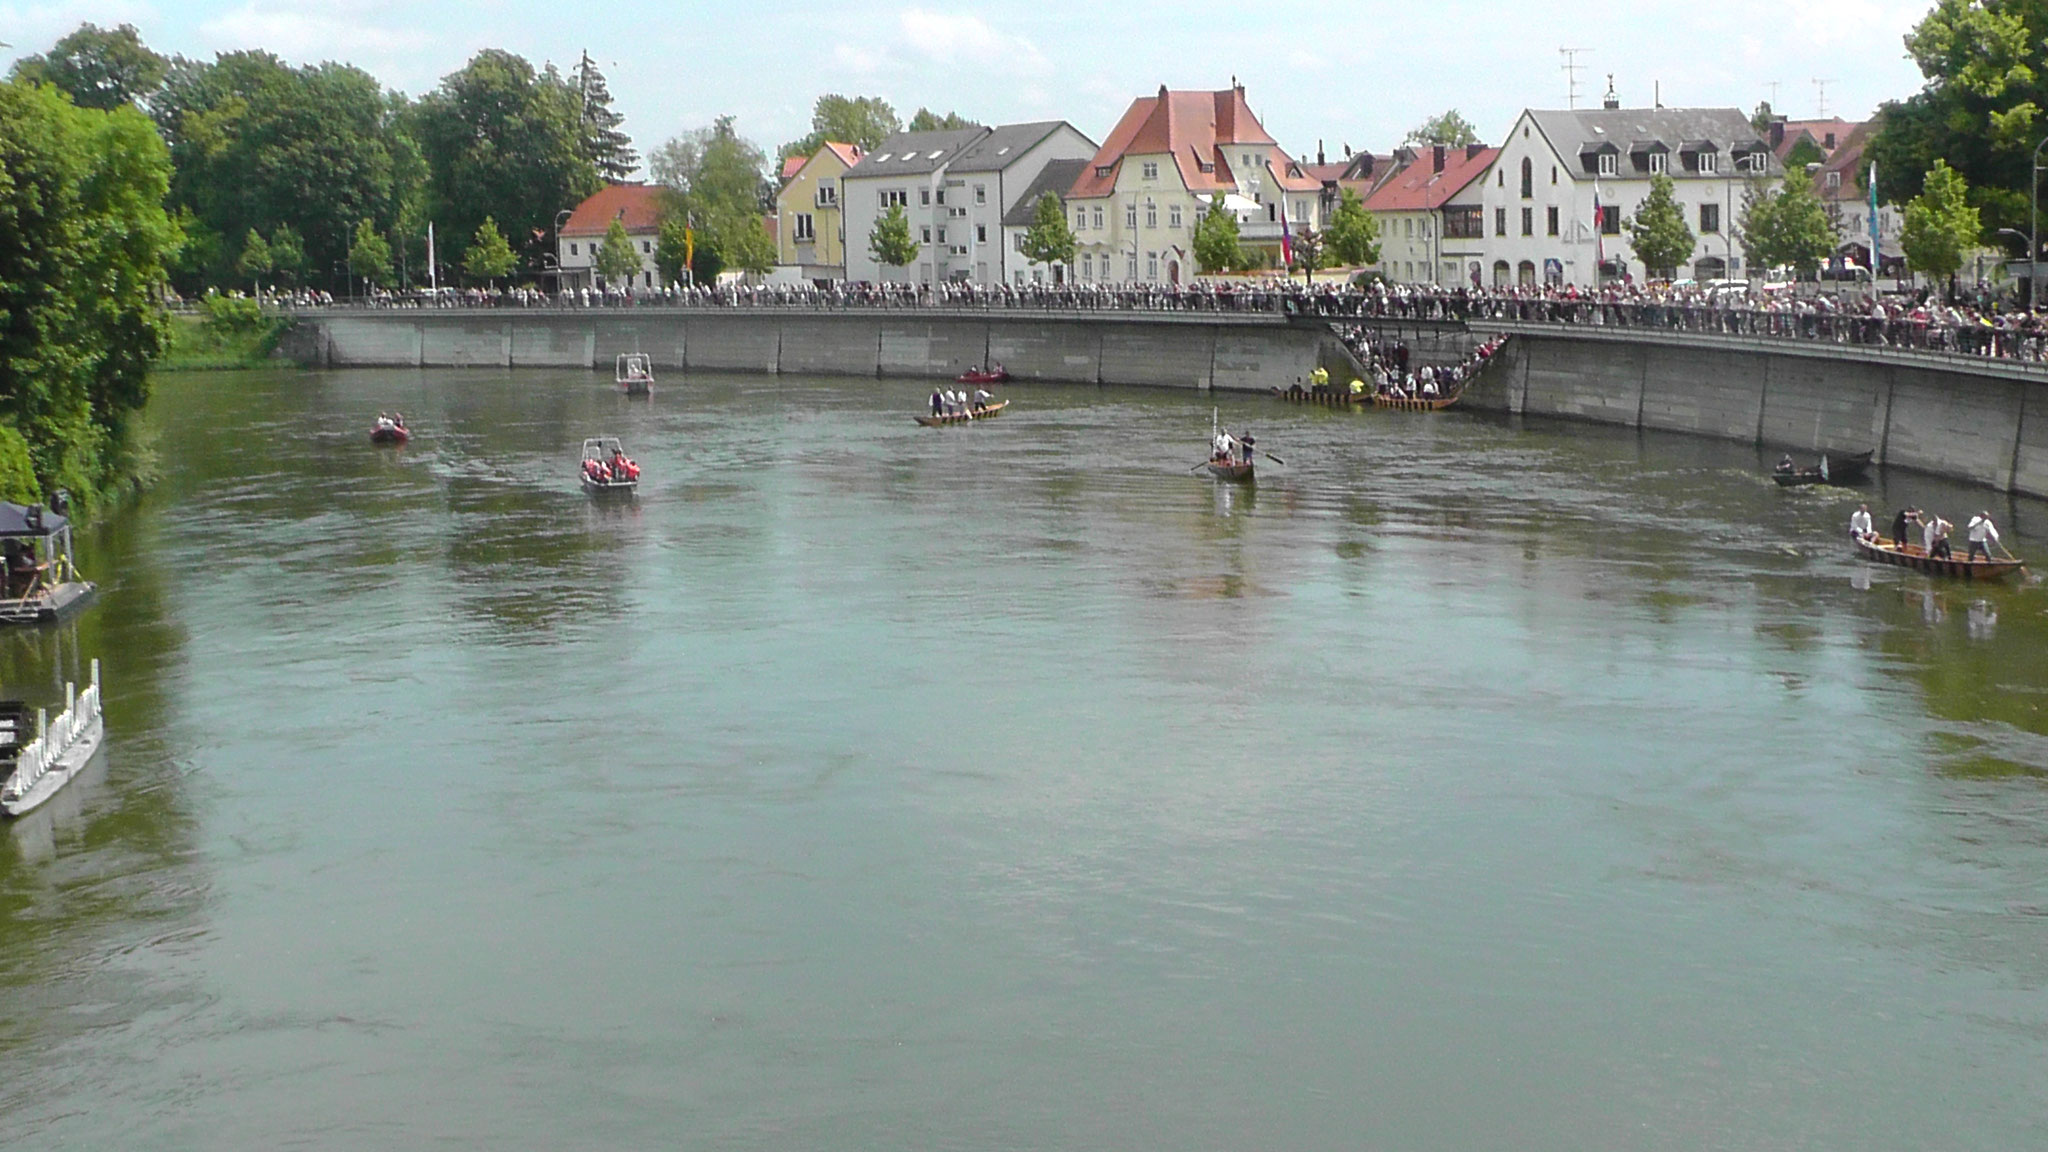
[868,203,917,273]
[154,51,421,292]
[1866,0,2046,234]
[408,50,600,275]
[1403,110,1480,146]
[1750,101,1776,135]
[1193,201,1245,274]
[655,215,693,283]
[650,115,770,221]
[236,229,273,293]
[1783,136,1826,170]
[780,94,899,160]
[1625,173,1697,278]
[907,108,978,132]
[349,218,393,292]
[1901,159,1982,298]
[1324,188,1381,266]
[0,81,182,504]
[710,209,775,276]
[593,217,643,285]
[463,216,518,286]
[1735,178,1778,275]
[1019,191,1077,268]
[573,50,638,181]
[8,22,166,110]
[268,225,307,287]
[1290,226,1333,282]
[1739,168,1834,277]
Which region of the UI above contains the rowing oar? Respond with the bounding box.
[1262,452,1286,465]
[1190,460,1214,471]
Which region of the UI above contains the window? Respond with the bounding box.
[1169,205,1182,228]
[1520,157,1533,198]
[1698,152,1718,175]
[1075,208,1087,230]
[1444,206,1483,238]
[642,241,651,253]
[921,226,932,243]
[1547,206,1559,236]
[1127,204,1138,229]
[1552,165,1558,185]
[1082,253,1092,277]
[1145,200,1157,228]
[920,188,931,205]
[1521,207,1533,236]
[1495,207,1507,236]
[935,188,946,204]
[1737,151,1765,174]
[975,185,986,205]
[1497,170,1505,188]
[1597,152,1618,177]
[1293,200,1308,223]
[1092,207,1104,230]
[1600,206,1620,235]
[1404,218,1413,238]
[1146,253,1158,279]
[794,214,815,241]
[1096,165,1113,179]
[881,189,908,208]
[1015,233,1026,251]
[1648,152,1668,174]
[1825,171,1842,190]
[1127,256,1137,279]
[569,243,579,256]
[936,227,947,243]
[1141,161,1159,180]
[1700,203,1720,233]
[817,182,837,206]
[976,224,987,243]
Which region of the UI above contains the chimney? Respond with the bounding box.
[1654,80,1662,109]
[1769,120,1785,148]
[1432,144,1446,173]
[1603,74,1620,110]
[1159,83,1169,101]
[1467,142,1486,160]
[1317,139,1325,165]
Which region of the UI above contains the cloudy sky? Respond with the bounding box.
[2,0,1934,165]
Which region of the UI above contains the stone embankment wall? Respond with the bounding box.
[1464,323,2048,496]
[283,309,1381,394]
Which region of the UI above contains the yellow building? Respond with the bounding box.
[776,141,864,283]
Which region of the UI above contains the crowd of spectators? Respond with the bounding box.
[254,276,2048,365]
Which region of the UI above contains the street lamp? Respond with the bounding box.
[2029,135,2048,308]
[554,208,573,295]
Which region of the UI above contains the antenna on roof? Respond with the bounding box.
[1559,48,1588,108]
[1812,78,1835,119]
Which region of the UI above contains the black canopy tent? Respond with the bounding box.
[0,501,92,623]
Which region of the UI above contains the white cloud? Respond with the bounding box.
[896,9,1050,76]
[201,2,429,62]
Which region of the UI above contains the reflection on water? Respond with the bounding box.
[1,367,2046,1148]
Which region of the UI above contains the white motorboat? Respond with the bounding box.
[1,659,104,819]
[616,352,654,396]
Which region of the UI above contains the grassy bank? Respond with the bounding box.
[157,306,293,371]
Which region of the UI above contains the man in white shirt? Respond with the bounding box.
[1924,513,1954,559]
[1850,504,1875,543]
[1966,511,2001,561]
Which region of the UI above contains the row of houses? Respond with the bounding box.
[559,79,1895,293]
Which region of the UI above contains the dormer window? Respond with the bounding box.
[1698,151,1718,175]
[1598,153,1618,177]
[1141,161,1159,180]
[1096,165,1113,179]
[1648,152,1668,174]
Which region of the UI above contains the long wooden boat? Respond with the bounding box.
[1,660,104,819]
[1204,458,1255,482]
[1373,387,1463,412]
[1773,449,1874,487]
[914,400,1009,427]
[1854,535,2025,581]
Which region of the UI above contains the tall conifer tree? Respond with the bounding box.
[575,50,638,181]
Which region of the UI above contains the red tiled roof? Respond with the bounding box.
[823,141,863,169]
[1361,147,1499,213]
[780,154,806,181]
[561,184,664,237]
[1069,85,1282,200]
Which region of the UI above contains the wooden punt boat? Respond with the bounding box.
[1773,449,1874,486]
[1,660,104,819]
[914,400,1009,427]
[1372,387,1463,412]
[1204,458,1255,482]
[1854,535,2025,580]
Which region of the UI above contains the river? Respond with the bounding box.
[2,366,2046,1150]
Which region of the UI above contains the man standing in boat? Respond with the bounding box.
[931,388,944,418]
[1966,511,2001,561]
[1891,507,1920,549]
[1923,512,1954,559]
[1238,432,1255,465]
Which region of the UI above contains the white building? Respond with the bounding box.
[1362,144,1499,286]
[840,121,1096,285]
[1000,158,1089,284]
[556,184,664,292]
[1477,86,1780,287]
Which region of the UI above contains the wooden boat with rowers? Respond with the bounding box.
[1373,385,1463,412]
[0,660,104,819]
[1773,449,1874,487]
[915,400,1009,427]
[1204,458,1255,482]
[1854,535,2025,581]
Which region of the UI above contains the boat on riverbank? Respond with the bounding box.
[1854,535,2025,580]
[1773,450,1873,487]
[1373,385,1464,412]
[915,400,1008,427]
[580,437,639,495]
[617,353,654,397]
[0,501,95,625]
[0,660,104,819]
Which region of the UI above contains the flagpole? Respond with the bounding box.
[1868,161,1880,297]
[427,222,437,293]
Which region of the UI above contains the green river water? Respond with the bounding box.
[2,366,2046,1149]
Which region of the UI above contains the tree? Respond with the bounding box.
[236,229,273,294]
[154,51,422,292]
[1866,0,2046,235]
[463,216,518,286]
[1403,110,1480,146]
[1324,188,1381,266]
[709,209,775,276]
[780,94,899,160]
[655,216,693,284]
[650,115,770,219]
[1193,201,1245,274]
[8,22,166,111]
[1901,159,1982,298]
[409,50,600,275]
[0,81,181,504]
[1784,136,1826,170]
[1739,167,1836,277]
[1735,178,1779,276]
[908,108,978,133]
[868,203,917,273]
[574,50,638,181]
[593,217,642,286]
[1019,191,1077,269]
[268,225,307,287]
[349,218,393,292]
[1290,226,1332,282]
[1625,173,1697,278]
[1750,100,1776,135]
